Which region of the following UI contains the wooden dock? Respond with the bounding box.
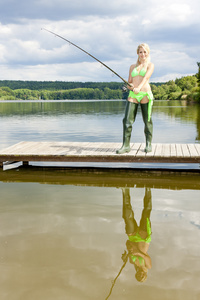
[0,141,200,167]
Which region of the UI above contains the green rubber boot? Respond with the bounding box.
[141,103,153,153]
[116,102,138,154]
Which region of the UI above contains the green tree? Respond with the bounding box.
[175,76,198,91]
[197,62,200,102]
[0,86,15,99]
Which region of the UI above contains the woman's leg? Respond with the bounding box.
[116,100,138,154]
[122,188,138,235]
[140,102,153,153]
[139,187,152,232]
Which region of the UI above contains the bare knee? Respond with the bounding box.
[140,96,149,104]
[128,97,138,104]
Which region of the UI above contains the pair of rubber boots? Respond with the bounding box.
[116,101,153,154]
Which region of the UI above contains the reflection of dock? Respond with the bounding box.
[0,166,200,190]
[0,141,200,167]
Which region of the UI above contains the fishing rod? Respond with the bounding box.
[41,28,131,87]
[105,251,128,300]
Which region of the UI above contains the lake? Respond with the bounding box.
[0,100,200,300]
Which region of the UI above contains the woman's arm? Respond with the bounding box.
[127,64,135,90]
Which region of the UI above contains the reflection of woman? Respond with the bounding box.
[116,43,154,154]
[122,187,152,282]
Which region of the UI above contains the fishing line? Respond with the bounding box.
[41,28,131,87]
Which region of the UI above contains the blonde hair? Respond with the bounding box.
[136,43,150,69]
[135,269,148,283]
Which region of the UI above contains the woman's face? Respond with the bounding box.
[138,47,148,62]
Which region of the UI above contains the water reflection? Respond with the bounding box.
[106,187,152,299]
[122,187,152,283]
[0,166,200,299]
[196,104,200,141]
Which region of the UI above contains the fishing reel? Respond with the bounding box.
[122,86,128,92]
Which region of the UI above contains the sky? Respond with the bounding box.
[0,0,200,83]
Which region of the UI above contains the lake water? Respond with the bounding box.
[0,100,200,300]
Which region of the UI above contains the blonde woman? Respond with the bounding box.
[116,43,154,154]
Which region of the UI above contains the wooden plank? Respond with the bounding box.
[18,142,49,155]
[76,142,93,155]
[87,142,109,156]
[0,141,28,154]
[95,142,109,151]
[162,144,171,157]
[135,143,146,157]
[187,144,199,157]
[194,144,200,156]
[46,142,71,155]
[97,142,118,154]
[148,143,157,157]
[176,144,183,157]
[59,142,90,156]
[181,144,190,157]
[128,143,141,156]
[154,143,163,157]
[3,161,19,166]
[107,142,122,154]
[19,142,53,155]
[78,142,105,156]
[86,142,111,156]
[170,144,177,157]
[38,142,67,155]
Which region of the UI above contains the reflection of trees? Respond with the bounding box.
[197,62,200,103]
[0,101,125,116]
[194,62,200,141]
[153,101,200,133]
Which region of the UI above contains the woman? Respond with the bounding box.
[116,43,154,154]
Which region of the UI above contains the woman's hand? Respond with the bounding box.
[133,87,140,94]
[127,83,134,90]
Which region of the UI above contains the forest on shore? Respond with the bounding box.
[0,71,199,102]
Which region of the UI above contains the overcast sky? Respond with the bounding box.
[0,0,199,83]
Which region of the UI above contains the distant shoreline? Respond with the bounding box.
[0,74,199,102]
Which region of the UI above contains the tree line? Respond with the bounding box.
[0,65,199,101]
[0,81,122,91]
[151,74,199,101]
[0,86,124,100]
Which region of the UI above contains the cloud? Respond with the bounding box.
[0,0,199,82]
[0,0,141,23]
